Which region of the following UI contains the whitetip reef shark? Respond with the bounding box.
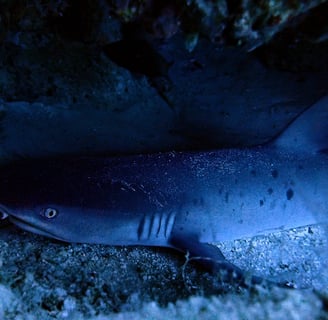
[0,94,327,286]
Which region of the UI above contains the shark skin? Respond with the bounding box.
[0,94,327,286]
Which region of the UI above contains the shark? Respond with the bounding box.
[0,94,327,286]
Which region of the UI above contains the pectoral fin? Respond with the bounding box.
[169,234,292,288]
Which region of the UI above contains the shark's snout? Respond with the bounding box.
[0,205,12,227]
[0,205,9,220]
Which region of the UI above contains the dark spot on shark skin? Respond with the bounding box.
[238,219,243,224]
[259,200,264,206]
[250,169,256,177]
[286,189,294,200]
[225,192,229,203]
[267,188,273,195]
[271,169,278,179]
[298,165,304,170]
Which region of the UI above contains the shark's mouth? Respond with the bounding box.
[9,215,67,241]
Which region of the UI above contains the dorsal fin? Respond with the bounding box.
[273,94,328,154]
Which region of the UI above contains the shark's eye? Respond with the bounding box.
[43,208,58,219]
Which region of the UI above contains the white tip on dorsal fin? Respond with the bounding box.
[273,94,328,154]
